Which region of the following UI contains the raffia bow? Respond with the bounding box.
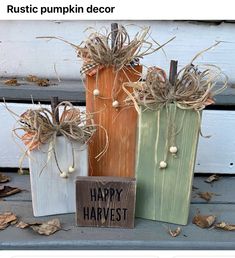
[123,43,228,114]
[37,25,175,76]
[19,101,95,151]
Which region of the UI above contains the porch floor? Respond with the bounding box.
[0,173,235,250]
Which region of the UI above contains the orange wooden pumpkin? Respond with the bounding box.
[86,65,142,177]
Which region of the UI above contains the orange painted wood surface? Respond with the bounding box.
[86,66,142,177]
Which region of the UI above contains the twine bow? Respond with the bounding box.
[124,43,228,114]
[37,25,175,76]
[19,101,95,151]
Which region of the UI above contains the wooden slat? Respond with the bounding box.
[1,21,235,85]
[192,176,235,204]
[0,80,234,106]
[1,103,235,174]
[3,173,235,204]
[0,80,85,103]
[86,66,142,177]
[136,104,200,225]
[1,200,235,249]
[0,173,31,202]
[195,110,235,174]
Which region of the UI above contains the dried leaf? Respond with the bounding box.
[26,75,39,82]
[193,214,216,228]
[0,212,17,230]
[168,227,181,237]
[36,79,50,87]
[30,219,61,236]
[4,79,19,86]
[26,75,50,87]
[215,222,235,231]
[198,192,214,202]
[16,221,30,229]
[0,186,22,198]
[0,173,11,183]
[205,174,220,183]
[192,185,199,190]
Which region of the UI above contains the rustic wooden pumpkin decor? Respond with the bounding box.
[11,98,96,217]
[76,176,136,228]
[125,50,227,225]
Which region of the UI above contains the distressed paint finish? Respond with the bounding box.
[136,104,200,225]
[29,136,88,217]
[86,66,142,177]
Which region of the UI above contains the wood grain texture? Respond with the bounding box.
[86,66,142,177]
[136,104,200,225]
[29,136,88,217]
[76,176,136,228]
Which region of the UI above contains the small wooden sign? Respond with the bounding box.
[76,176,136,228]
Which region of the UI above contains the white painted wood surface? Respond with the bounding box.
[0,21,235,83]
[29,137,87,217]
[195,110,235,174]
[0,103,235,174]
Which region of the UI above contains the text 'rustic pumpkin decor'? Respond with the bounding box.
[8,100,101,217]
[125,43,227,225]
[76,176,136,228]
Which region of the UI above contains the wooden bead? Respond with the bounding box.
[159,161,167,169]
[112,100,119,108]
[60,172,68,178]
[93,89,100,96]
[169,146,178,154]
[68,166,75,173]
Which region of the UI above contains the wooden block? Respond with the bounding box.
[29,136,88,217]
[86,66,142,177]
[136,104,200,225]
[76,176,136,228]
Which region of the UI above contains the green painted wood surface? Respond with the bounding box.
[136,104,200,225]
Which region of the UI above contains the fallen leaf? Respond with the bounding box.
[36,79,50,87]
[193,214,216,228]
[0,173,11,183]
[0,212,17,230]
[4,79,19,86]
[197,192,214,202]
[215,222,235,231]
[26,75,39,82]
[205,174,220,183]
[0,186,22,198]
[168,227,181,237]
[192,185,199,190]
[26,75,50,87]
[16,221,30,229]
[30,219,61,236]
